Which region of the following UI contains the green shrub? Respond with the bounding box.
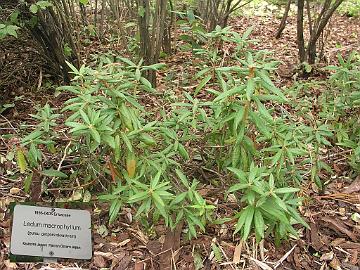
[17,26,311,243]
[325,52,360,173]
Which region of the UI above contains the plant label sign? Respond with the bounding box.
[11,205,92,260]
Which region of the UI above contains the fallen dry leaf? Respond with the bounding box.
[94,255,107,268]
[249,257,273,270]
[350,249,358,265]
[4,260,17,269]
[118,238,131,247]
[134,261,145,270]
[343,176,360,194]
[320,251,334,261]
[310,222,323,251]
[94,251,114,259]
[233,241,243,264]
[146,240,162,256]
[293,247,302,269]
[322,217,358,242]
[337,241,360,249]
[329,255,341,270]
[30,169,42,201]
[115,255,132,270]
[159,222,183,270]
[9,187,20,195]
[330,238,346,246]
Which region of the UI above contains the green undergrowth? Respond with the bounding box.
[8,26,360,245]
[338,0,360,17]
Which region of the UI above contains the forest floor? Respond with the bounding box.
[1,12,360,270]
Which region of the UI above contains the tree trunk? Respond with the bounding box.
[275,0,291,39]
[297,0,306,63]
[21,0,79,82]
[94,0,98,27]
[99,0,106,39]
[148,0,167,86]
[163,0,175,54]
[137,0,151,64]
[305,0,343,64]
[306,0,312,36]
[79,2,88,26]
[137,0,167,87]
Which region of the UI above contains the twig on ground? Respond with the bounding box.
[0,114,18,133]
[274,244,297,269]
[248,256,273,270]
[214,238,236,270]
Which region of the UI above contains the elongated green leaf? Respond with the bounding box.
[178,143,189,160]
[175,209,184,225]
[246,78,255,101]
[79,109,91,124]
[254,208,264,239]
[136,198,151,217]
[242,26,253,40]
[243,206,254,240]
[249,111,271,139]
[270,150,283,167]
[170,192,187,206]
[120,132,133,152]
[227,167,247,183]
[194,75,212,95]
[22,130,44,143]
[273,194,288,211]
[235,123,245,144]
[228,183,249,193]
[90,128,101,143]
[154,198,168,221]
[65,61,79,75]
[256,70,287,101]
[188,223,197,239]
[24,172,33,193]
[152,191,165,207]
[195,68,210,79]
[128,191,148,203]
[234,207,249,234]
[234,107,245,131]
[118,57,136,66]
[176,169,189,188]
[68,123,89,133]
[42,168,68,178]
[188,213,205,231]
[254,97,273,122]
[232,143,241,167]
[151,170,162,189]
[287,205,310,229]
[211,243,223,262]
[102,134,115,149]
[215,70,228,92]
[260,203,289,225]
[143,63,166,70]
[274,187,300,194]
[213,86,245,102]
[109,199,122,224]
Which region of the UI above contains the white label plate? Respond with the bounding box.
[11,205,92,259]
